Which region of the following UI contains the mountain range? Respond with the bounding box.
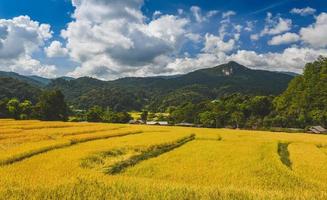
[0,61,296,111]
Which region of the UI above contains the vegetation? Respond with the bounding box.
[0,58,326,129]
[1,120,327,199]
[45,61,292,111]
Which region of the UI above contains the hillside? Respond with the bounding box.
[0,77,41,102]
[274,57,327,127]
[0,62,294,111]
[49,61,293,111]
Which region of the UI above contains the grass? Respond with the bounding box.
[1,119,327,199]
[277,142,292,169]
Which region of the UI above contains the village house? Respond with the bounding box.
[308,126,327,134]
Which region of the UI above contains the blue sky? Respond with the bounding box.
[0,0,326,79]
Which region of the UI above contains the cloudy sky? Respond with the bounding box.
[0,0,326,80]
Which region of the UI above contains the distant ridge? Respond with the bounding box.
[0,61,295,111]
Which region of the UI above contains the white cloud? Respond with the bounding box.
[290,7,316,16]
[207,10,219,18]
[230,47,327,73]
[45,41,68,57]
[190,6,219,23]
[245,21,255,32]
[222,11,236,19]
[152,11,162,19]
[268,32,300,45]
[203,33,236,53]
[260,13,292,36]
[250,34,259,41]
[190,6,205,23]
[63,0,193,79]
[0,15,56,77]
[300,12,327,48]
[166,46,327,75]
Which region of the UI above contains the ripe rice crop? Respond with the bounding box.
[1,119,327,199]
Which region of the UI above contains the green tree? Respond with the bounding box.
[19,100,33,120]
[36,90,68,121]
[0,98,9,118]
[199,111,216,128]
[230,111,245,128]
[7,98,20,119]
[86,106,104,122]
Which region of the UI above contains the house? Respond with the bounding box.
[129,120,145,124]
[146,121,159,125]
[176,122,195,127]
[146,121,169,126]
[308,126,327,134]
[158,121,169,125]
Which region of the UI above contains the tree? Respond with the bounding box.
[19,100,33,120]
[230,111,245,128]
[7,98,20,119]
[141,110,148,122]
[273,56,327,127]
[36,90,68,121]
[0,98,9,118]
[199,111,216,128]
[86,106,104,122]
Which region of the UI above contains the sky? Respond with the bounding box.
[0,0,326,80]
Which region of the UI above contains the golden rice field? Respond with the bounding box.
[1,119,327,199]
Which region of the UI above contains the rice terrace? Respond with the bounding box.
[0,119,326,199]
[1,0,327,199]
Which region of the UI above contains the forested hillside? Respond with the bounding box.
[48,61,293,111]
[274,56,327,127]
[0,77,41,102]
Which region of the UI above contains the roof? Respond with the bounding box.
[309,126,327,133]
[146,121,169,125]
[129,120,144,124]
[176,123,195,126]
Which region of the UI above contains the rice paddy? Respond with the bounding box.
[1,119,327,199]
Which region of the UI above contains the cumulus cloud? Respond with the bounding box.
[152,11,162,19]
[268,32,300,45]
[203,34,236,53]
[290,7,316,16]
[260,13,292,36]
[42,1,325,79]
[300,12,327,48]
[45,41,68,57]
[62,0,194,79]
[0,15,57,77]
[166,47,327,75]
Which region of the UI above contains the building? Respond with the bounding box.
[146,121,169,126]
[308,126,327,134]
[129,120,145,124]
[176,122,195,127]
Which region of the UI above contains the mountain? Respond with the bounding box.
[0,71,75,87]
[27,75,52,85]
[0,62,294,111]
[0,77,42,102]
[0,71,49,87]
[277,71,299,77]
[48,61,294,111]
